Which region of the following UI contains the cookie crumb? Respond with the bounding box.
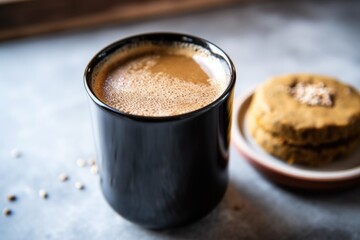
[287,157,295,165]
[39,189,48,199]
[76,158,86,167]
[289,82,334,107]
[10,148,21,158]
[58,173,69,182]
[3,208,12,216]
[75,182,85,190]
[7,195,17,202]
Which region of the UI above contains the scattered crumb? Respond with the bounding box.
[87,158,96,166]
[75,182,85,190]
[10,148,21,158]
[232,204,242,211]
[58,173,69,182]
[3,208,12,216]
[7,194,17,202]
[90,165,98,175]
[76,158,86,167]
[39,189,48,199]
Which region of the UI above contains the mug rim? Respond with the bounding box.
[84,32,236,122]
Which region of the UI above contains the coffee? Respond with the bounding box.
[92,42,228,117]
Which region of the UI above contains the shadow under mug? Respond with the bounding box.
[84,33,236,229]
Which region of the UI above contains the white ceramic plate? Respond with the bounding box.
[232,91,360,190]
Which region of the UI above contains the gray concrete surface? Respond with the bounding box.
[1,1,360,239]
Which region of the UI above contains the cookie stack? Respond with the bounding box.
[247,74,360,166]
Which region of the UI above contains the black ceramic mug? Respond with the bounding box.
[84,33,236,229]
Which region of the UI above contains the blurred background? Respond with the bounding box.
[0,0,250,41]
[1,0,360,240]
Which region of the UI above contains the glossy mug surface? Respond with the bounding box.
[84,33,236,229]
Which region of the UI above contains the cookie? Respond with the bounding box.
[249,74,360,145]
[247,114,360,166]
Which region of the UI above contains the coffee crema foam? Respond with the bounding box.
[92,43,228,117]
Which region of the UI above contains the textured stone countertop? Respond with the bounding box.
[1,1,360,239]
